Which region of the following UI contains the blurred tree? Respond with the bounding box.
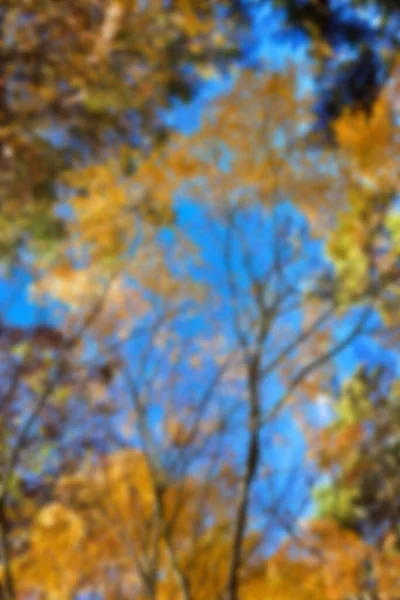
[314,368,400,545]
[273,0,400,133]
[0,11,400,598]
[0,0,256,261]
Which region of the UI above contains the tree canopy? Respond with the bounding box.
[1,2,400,600]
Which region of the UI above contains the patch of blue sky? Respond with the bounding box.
[331,305,398,380]
[0,265,48,326]
[37,125,70,149]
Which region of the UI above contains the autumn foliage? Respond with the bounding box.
[1,2,400,600]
